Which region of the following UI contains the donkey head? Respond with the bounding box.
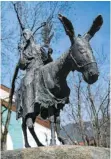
[59,14,103,84]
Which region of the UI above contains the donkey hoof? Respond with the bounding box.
[25,144,31,148]
[58,136,69,145]
[50,139,56,146]
[50,143,56,146]
[38,143,44,147]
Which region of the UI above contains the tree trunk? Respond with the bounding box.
[1,64,19,151]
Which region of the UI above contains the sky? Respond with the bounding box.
[1,1,110,86]
[1,1,110,124]
[53,1,110,66]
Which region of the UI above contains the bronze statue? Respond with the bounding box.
[16,28,53,147]
[16,13,103,147]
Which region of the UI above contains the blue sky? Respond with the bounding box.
[1,2,110,125]
[1,1,110,88]
[52,1,110,92]
[53,1,110,58]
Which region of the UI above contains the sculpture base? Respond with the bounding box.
[1,145,109,159]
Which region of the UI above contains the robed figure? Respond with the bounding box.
[16,29,53,121]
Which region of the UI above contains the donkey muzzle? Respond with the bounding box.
[82,63,99,84]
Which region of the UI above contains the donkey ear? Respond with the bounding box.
[58,14,75,44]
[84,15,103,41]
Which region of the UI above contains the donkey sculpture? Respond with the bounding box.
[17,14,103,147]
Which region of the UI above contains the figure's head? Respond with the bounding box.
[22,29,33,41]
[70,15,103,84]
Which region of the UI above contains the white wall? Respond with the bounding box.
[0,89,15,102]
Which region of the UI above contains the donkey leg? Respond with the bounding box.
[49,115,56,145]
[26,117,44,147]
[22,119,31,148]
[55,115,69,145]
[48,107,56,145]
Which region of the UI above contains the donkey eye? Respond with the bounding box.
[78,47,86,54]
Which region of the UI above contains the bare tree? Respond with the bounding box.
[87,82,110,147]
[60,45,110,147]
[1,1,75,150]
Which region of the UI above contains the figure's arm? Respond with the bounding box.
[18,43,27,70]
[47,48,53,62]
[40,46,53,64]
